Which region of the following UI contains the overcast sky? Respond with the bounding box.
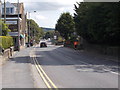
[2,0,119,28]
[2,0,83,28]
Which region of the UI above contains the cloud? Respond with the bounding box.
[4,0,82,4]
[24,2,71,12]
[56,0,81,5]
[35,15,47,20]
[3,0,82,12]
[59,7,65,12]
[2,0,83,28]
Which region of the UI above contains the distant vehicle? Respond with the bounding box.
[40,42,47,48]
[48,38,51,41]
[55,41,63,45]
[26,43,30,47]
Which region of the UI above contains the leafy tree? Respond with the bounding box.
[0,20,11,36]
[55,12,75,40]
[27,19,44,43]
[74,2,120,46]
[44,31,54,39]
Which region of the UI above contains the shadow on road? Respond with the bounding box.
[34,46,119,74]
[8,46,119,74]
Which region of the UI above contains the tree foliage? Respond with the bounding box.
[0,36,13,49]
[44,31,54,39]
[0,20,11,36]
[27,19,44,43]
[55,12,75,40]
[74,2,120,46]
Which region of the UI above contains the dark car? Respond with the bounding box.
[26,43,30,47]
[55,41,63,45]
[40,42,47,48]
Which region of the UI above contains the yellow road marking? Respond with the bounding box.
[34,55,58,89]
[32,56,52,89]
[31,47,58,90]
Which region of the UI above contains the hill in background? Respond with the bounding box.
[41,27,55,32]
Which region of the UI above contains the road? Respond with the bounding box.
[1,42,119,89]
[32,43,119,88]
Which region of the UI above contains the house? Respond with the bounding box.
[0,0,2,36]
[1,2,27,50]
[0,0,1,20]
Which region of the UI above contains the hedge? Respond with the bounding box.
[0,36,13,49]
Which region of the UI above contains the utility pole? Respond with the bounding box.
[17,0,20,51]
[4,0,6,23]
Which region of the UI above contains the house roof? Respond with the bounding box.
[12,3,24,14]
[2,2,24,14]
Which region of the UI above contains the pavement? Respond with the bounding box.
[1,47,35,88]
[1,46,48,89]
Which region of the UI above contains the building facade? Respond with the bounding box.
[1,2,27,50]
[0,0,2,36]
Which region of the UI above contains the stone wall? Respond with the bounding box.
[0,47,14,65]
[82,39,120,58]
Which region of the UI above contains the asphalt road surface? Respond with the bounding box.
[33,43,119,88]
[1,42,119,89]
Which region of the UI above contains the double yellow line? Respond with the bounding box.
[32,48,58,90]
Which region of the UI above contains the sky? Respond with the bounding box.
[2,0,119,28]
[2,0,83,28]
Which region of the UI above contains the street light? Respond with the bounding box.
[33,11,36,39]
[28,11,36,45]
[17,0,20,51]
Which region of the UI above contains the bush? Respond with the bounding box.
[57,36,63,42]
[0,36,13,49]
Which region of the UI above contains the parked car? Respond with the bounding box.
[40,42,47,48]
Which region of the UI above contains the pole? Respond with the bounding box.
[4,0,6,23]
[28,11,36,44]
[28,12,30,44]
[33,11,36,43]
[17,0,20,51]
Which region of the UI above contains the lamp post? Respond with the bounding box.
[17,0,20,51]
[28,11,36,45]
[28,12,30,44]
[33,11,36,39]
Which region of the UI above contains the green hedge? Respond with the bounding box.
[0,36,13,49]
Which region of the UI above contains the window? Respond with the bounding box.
[2,8,14,14]
[10,8,14,13]
[6,8,9,14]
[2,8,4,14]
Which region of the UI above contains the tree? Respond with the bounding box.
[0,20,11,36]
[27,19,44,43]
[74,2,120,46]
[55,12,75,40]
[44,31,54,39]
